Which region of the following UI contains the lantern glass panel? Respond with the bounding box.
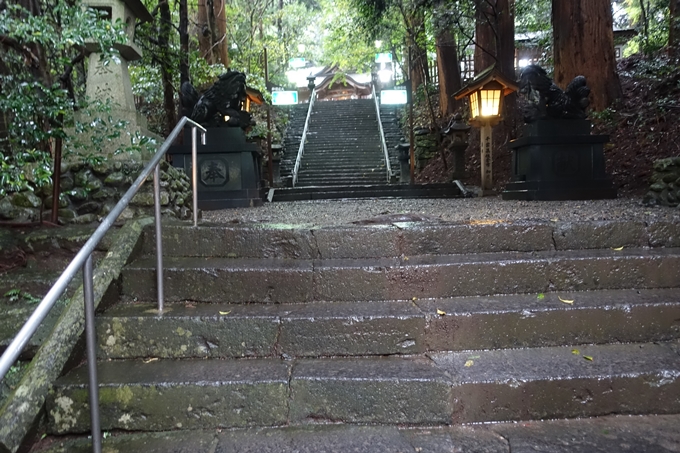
[469,92,479,119]
[480,89,501,117]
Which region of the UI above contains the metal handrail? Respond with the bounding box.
[0,116,206,453]
[372,84,393,182]
[292,89,316,187]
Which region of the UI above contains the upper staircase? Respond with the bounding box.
[276,99,462,201]
[295,99,389,187]
[37,217,680,451]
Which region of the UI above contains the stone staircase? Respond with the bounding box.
[40,219,680,451]
[295,99,389,187]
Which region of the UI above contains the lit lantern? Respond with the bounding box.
[454,65,517,194]
[468,80,504,122]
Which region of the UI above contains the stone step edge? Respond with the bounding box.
[122,248,680,303]
[47,342,680,434]
[35,414,680,453]
[146,219,680,259]
[96,288,680,360]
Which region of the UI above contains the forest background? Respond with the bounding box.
[1,0,679,198]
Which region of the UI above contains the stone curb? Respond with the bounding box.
[0,218,151,453]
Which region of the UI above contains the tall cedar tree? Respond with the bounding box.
[159,0,177,133]
[552,0,622,111]
[405,7,429,91]
[474,0,514,78]
[671,0,680,55]
[436,27,462,115]
[197,0,230,66]
[473,0,515,127]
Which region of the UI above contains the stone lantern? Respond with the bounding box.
[81,0,155,156]
[441,113,471,180]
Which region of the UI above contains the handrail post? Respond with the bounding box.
[83,255,102,453]
[153,163,164,312]
[191,126,199,227]
[372,84,393,182]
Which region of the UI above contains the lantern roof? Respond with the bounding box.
[121,0,153,22]
[246,87,266,106]
[453,64,518,100]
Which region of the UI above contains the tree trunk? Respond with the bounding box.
[408,9,429,93]
[179,0,190,86]
[552,0,622,111]
[474,0,515,78]
[474,0,497,74]
[159,0,177,134]
[670,0,680,55]
[0,57,9,153]
[197,0,229,67]
[436,28,462,116]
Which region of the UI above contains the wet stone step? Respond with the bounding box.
[47,343,680,434]
[300,164,387,171]
[47,356,451,434]
[35,414,680,453]
[47,359,291,434]
[97,300,426,359]
[274,188,458,201]
[97,289,680,360]
[296,179,388,186]
[431,342,680,423]
[121,248,680,303]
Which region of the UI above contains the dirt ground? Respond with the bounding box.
[417,53,680,197]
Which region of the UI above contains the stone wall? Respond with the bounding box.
[644,157,680,207]
[0,159,193,224]
[414,128,439,170]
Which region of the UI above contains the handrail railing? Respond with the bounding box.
[292,89,316,187]
[0,116,206,453]
[372,84,393,183]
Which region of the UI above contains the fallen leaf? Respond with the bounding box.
[537,293,545,300]
[219,310,231,315]
[612,246,624,251]
[558,296,574,305]
[143,358,159,363]
[404,256,409,261]
[436,309,446,316]
[464,360,474,367]
[583,355,594,361]
[572,349,580,355]
[550,218,559,222]
[469,219,504,225]
[412,297,418,301]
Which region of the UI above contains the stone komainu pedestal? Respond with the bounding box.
[502,119,617,200]
[169,128,263,209]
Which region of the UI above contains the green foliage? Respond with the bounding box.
[65,99,158,159]
[320,0,381,72]
[0,0,128,194]
[3,289,41,304]
[622,0,670,56]
[0,149,52,196]
[515,0,552,34]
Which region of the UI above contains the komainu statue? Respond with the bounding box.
[519,65,591,123]
[180,70,253,129]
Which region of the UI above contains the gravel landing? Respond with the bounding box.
[202,196,680,227]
